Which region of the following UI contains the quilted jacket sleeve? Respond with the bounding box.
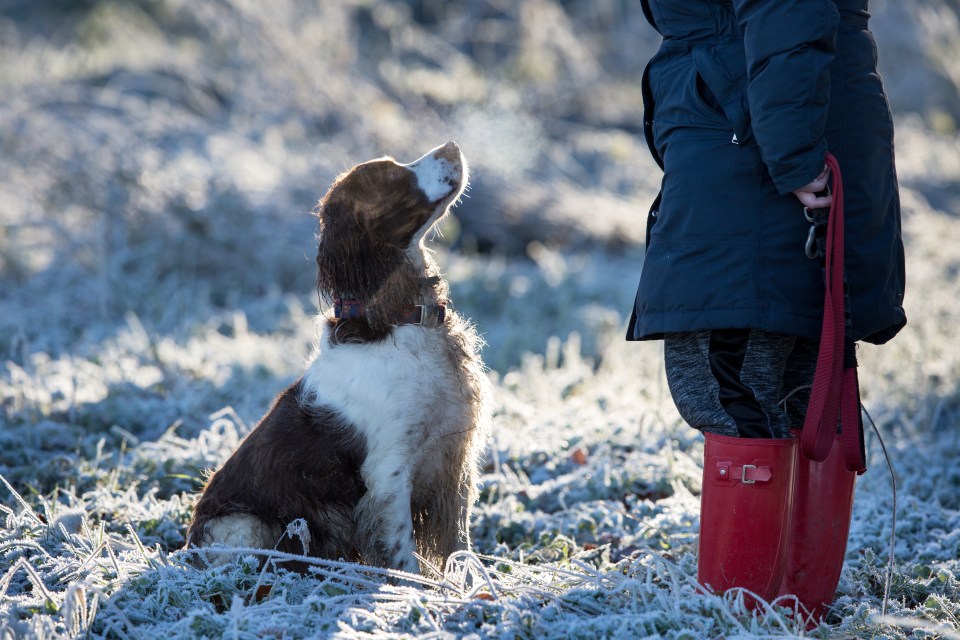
[731,0,839,195]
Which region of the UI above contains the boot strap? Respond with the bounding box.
[716,462,773,484]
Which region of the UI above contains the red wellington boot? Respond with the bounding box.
[778,431,856,621]
[698,432,797,605]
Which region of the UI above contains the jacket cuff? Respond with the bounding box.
[772,143,829,196]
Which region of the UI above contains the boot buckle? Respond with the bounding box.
[716,462,772,484]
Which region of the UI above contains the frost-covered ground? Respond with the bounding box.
[3,214,959,639]
[2,1,960,638]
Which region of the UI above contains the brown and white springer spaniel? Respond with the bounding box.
[186,142,491,575]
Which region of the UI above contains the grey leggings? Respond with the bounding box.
[664,329,818,439]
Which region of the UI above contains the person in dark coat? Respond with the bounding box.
[625,0,906,620]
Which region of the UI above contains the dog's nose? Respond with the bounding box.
[404,142,467,203]
[433,141,461,164]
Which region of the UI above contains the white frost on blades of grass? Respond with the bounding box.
[0,316,749,639]
[1,302,311,441]
[0,222,958,638]
[0,510,808,640]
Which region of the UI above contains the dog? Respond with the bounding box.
[186,142,491,575]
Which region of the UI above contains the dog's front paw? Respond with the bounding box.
[368,527,420,575]
[355,492,421,574]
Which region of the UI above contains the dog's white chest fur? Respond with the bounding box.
[302,323,464,468]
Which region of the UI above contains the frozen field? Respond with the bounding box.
[2,1,959,638]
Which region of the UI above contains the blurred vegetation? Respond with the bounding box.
[0,0,958,358]
[0,0,664,355]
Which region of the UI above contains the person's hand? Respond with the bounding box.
[792,165,832,209]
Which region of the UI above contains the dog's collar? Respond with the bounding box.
[333,299,447,327]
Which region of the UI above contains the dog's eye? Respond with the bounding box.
[385,166,410,182]
[358,162,407,185]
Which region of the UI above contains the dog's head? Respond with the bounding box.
[315,142,467,309]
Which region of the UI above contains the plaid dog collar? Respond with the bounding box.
[333,299,447,327]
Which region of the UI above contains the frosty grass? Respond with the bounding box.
[3,210,960,638]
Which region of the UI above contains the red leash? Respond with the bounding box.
[800,153,867,474]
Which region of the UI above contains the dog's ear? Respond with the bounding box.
[315,195,405,303]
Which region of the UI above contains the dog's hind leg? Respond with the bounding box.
[189,513,281,566]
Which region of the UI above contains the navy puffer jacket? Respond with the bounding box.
[627,0,906,345]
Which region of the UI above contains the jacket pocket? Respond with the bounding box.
[641,57,663,170]
[649,48,730,162]
[691,42,754,145]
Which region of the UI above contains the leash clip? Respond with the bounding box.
[805,224,822,260]
[803,184,831,260]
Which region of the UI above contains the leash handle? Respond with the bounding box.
[800,153,867,473]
